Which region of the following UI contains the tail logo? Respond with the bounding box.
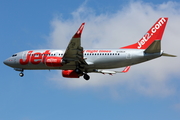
[137,17,166,49]
[138,33,151,49]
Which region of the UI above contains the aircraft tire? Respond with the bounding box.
[84,74,90,80]
[19,73,24,77]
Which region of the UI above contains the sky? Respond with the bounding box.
[1,0,180,120]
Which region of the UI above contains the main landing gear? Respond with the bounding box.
[75,68,90,80]
[83,73,90,80]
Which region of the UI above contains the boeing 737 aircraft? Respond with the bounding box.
[3,17,176,80]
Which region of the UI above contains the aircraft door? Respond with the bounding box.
[126,53,131,59]
[22,52,27,60]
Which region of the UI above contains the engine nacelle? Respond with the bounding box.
[62,70,80,78]
[45,56,63,67]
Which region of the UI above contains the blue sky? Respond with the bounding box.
[1,0,180,120]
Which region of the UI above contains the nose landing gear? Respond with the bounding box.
[19,72,24,77]
[14,68,24,77]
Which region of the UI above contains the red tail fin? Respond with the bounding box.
[121,17,168,49]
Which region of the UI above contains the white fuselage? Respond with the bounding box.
[4,49,162,72]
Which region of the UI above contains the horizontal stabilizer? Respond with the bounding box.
[162,53,177,57]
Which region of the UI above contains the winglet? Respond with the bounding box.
[121,66,130,73]
[73,23,85,38]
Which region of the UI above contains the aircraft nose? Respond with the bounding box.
[3,58,14,66]
[3,59,8,65]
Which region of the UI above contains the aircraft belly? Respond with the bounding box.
[17,63,77,70]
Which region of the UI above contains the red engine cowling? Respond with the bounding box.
[45,56,63,67]
[62,70,80,78]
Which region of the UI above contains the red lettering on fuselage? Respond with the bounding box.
[19,51,33,65]
[86,50,98,53]
[99,50,111,53]
[30,52,42,64]
[42,50,51,64]
[19,50,51,65]
[85,50,112,53]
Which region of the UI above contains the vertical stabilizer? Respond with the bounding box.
[121,17,168,49]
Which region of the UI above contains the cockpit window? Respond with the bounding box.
[12,54,17,57]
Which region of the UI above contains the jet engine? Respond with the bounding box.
[62,70,80,78]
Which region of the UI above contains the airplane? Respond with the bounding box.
[3,17,176,80]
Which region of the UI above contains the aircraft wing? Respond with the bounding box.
[62,23,88,66]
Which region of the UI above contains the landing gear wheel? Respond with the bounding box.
[19,73,24,77]
[83,74,90,80]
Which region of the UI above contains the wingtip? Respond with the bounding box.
[122,66,131,73]
[73,23,85,38]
